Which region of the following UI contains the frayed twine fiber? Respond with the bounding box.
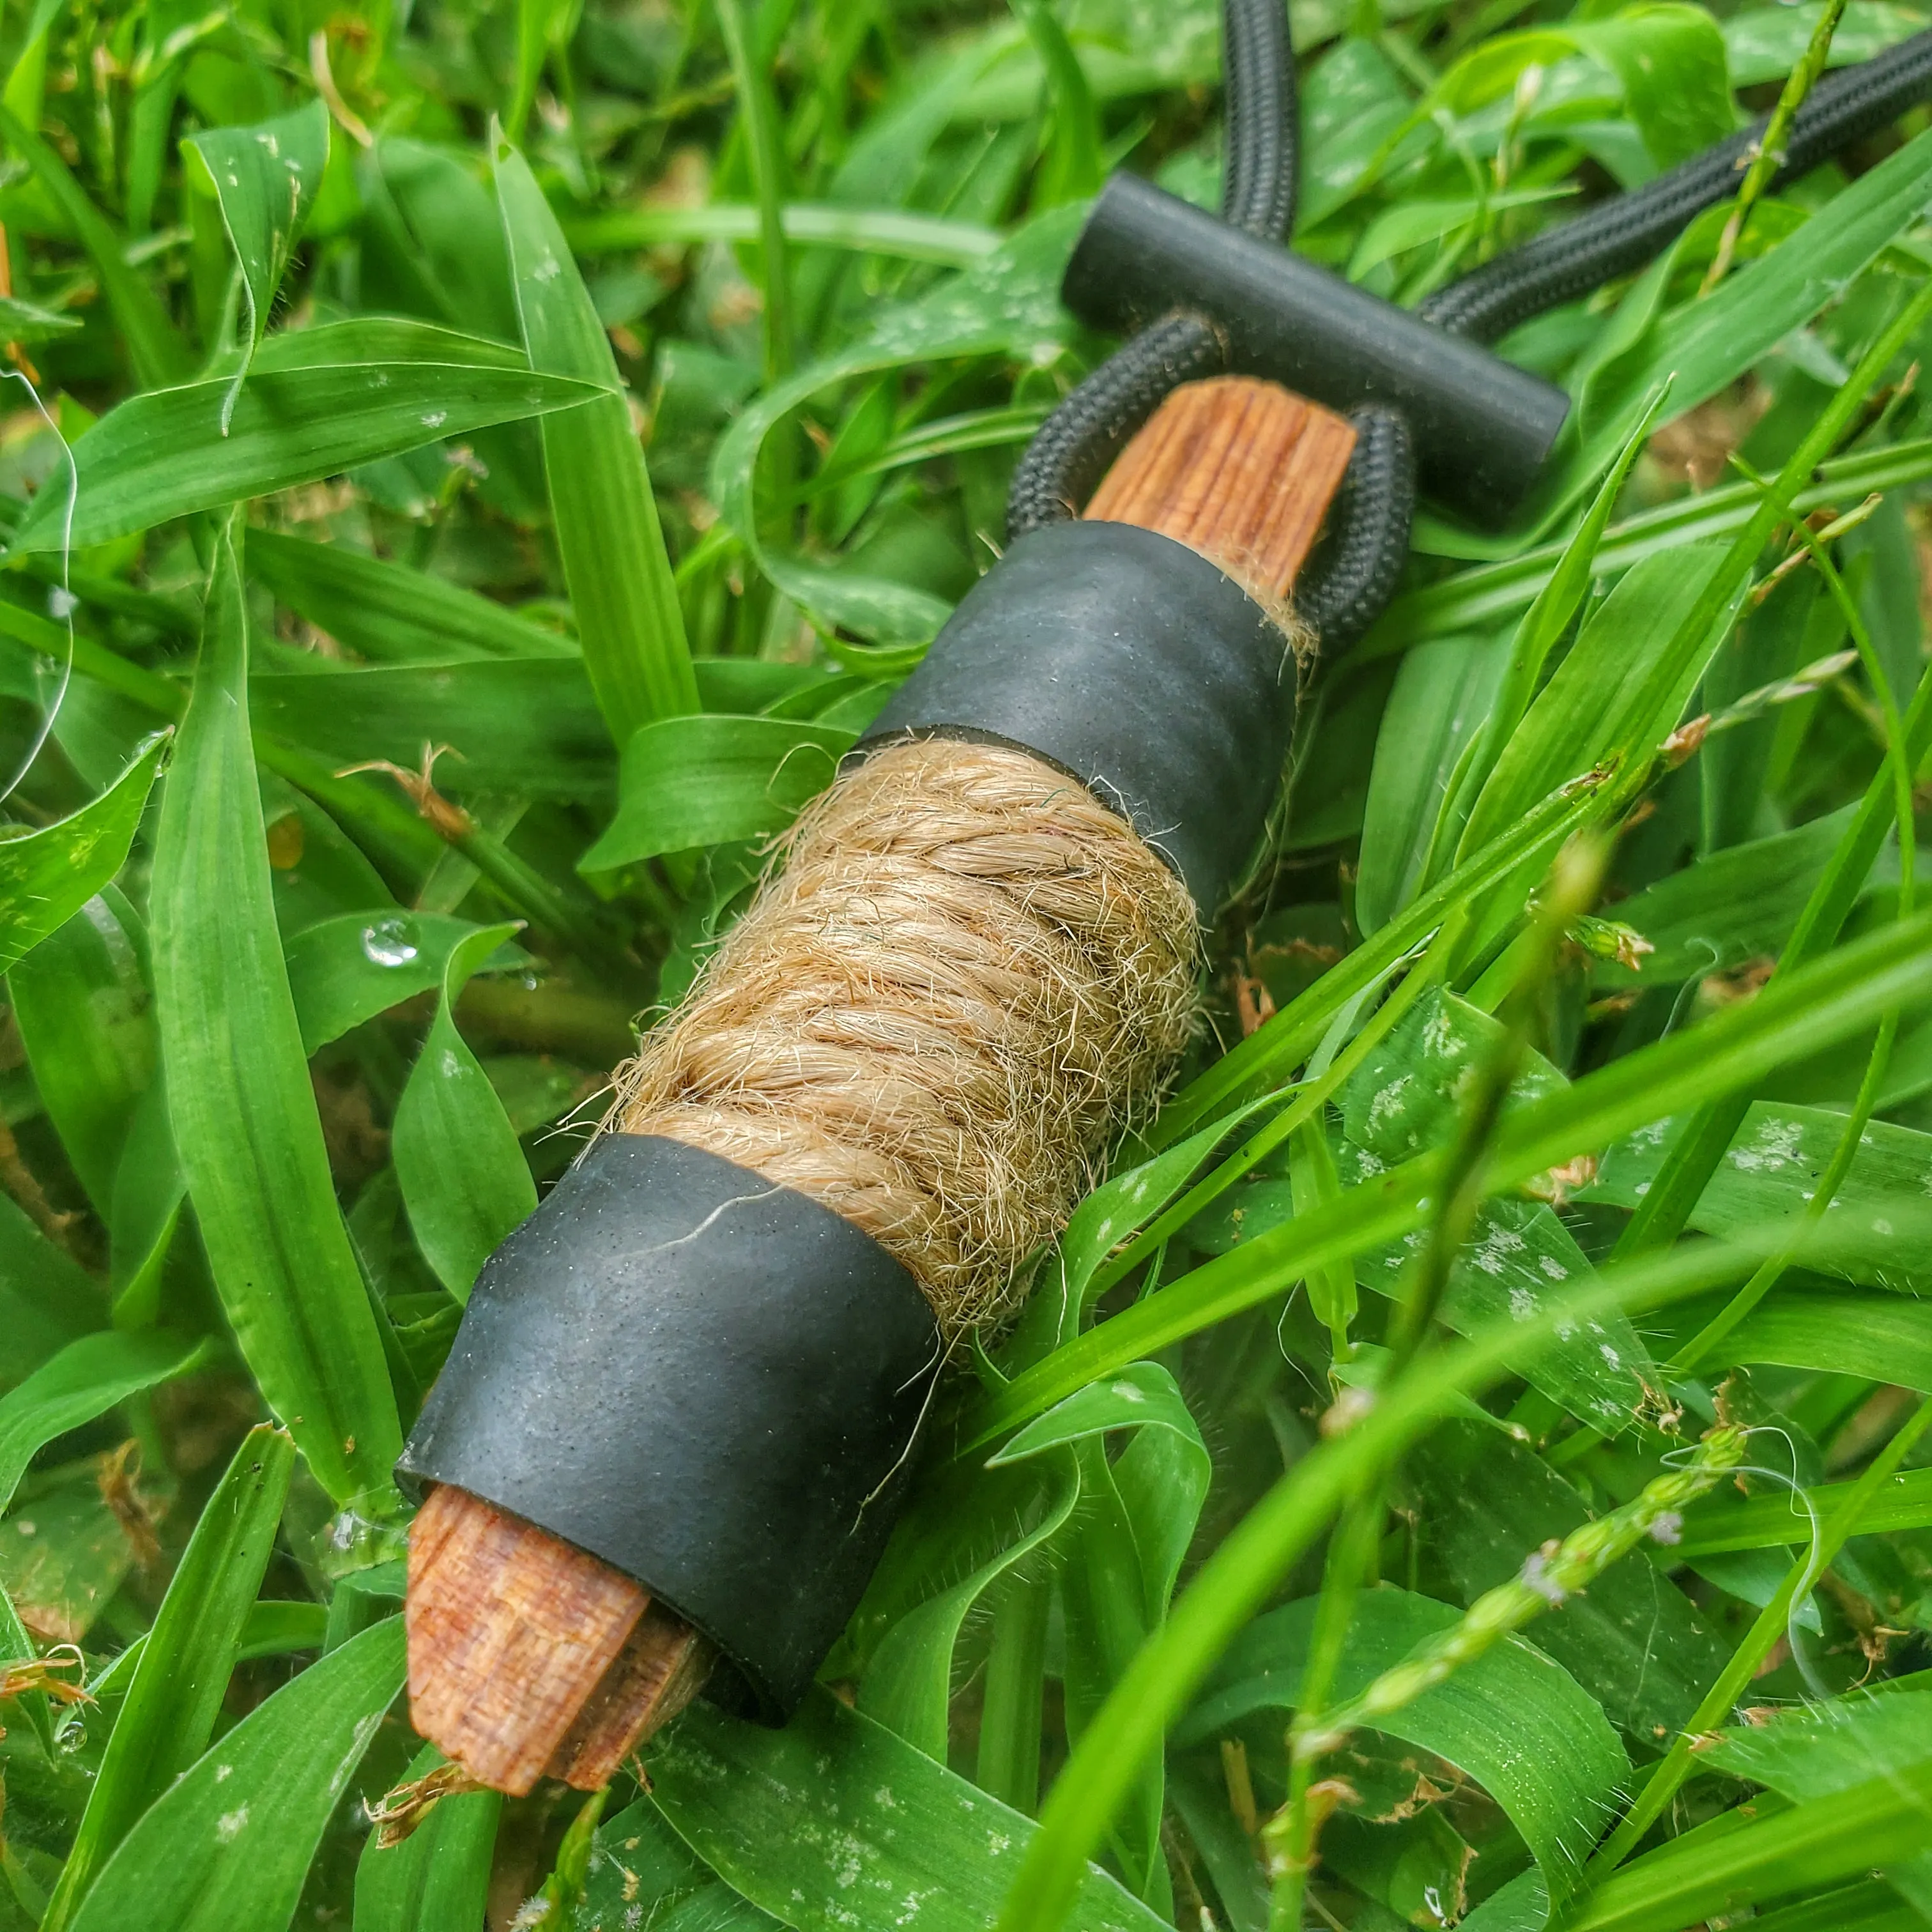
[612,737,1200,1338]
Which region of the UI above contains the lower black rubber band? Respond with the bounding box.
[399,1134,939,1720]
[862,519,1298,914]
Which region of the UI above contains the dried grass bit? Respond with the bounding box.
[612,738,1200,1338]
[367,1758,490,1846]
[0,1643,94,1707]
[1661,714,1710,769]
[337,742,474,842]
[96,1438,163,1570]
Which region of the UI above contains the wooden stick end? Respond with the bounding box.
[406,1485,711,1795]
[1084,376,1358,610]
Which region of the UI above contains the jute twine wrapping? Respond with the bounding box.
[611,737,1200,1337]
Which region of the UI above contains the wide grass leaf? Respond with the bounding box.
[1354,634,1505,933]
[1459,545,1731,862]
[1695,1291,1932,1387]
[1701,1689,1932,1932]
[1676,1464,1932,1556]
[1574,1759,1932,1930]
[67,1615,404,1932]
[353,1743,501,1932]
[392,923,537,1298]
[1332,987,1655,1427]
[581,716,855,869]
[0,1193,103,1387]
[580,1797,774,1932]
[0,1329,203,1510]
[0,732,165,977]
[286,912,526,1054]
[255,638,839,783]
[856,1451,1078,1758]
[1003,1367,1213,1634]
[9,356,599,553]
[1584,1102,1932,1292]
[1473,1872,1923,1932]
[150,514,401,1503]
[1571,4,1735,169]
[250,659,615,799]
[249,527,575,664]
[107,1080,185,1329]
[1705,1683,1932,1797]
[495,136,696,741]
[564,201,1002,264]
[1177,1588,1627,1903]
[39,1425,295,1932]
[1595,806,1858,983]
[647,1692,1171,1932]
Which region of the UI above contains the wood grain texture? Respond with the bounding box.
[407,1484,699,1794]
[1084,376,1356,608]
[544,1600,715,1790]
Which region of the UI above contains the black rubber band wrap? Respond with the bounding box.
[399,1135,939,1719]
[864,518,1300,916]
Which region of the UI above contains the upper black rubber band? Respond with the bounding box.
[864,519,1297,914]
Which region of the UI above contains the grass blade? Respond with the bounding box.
[150,512,401,1503]
[66,1617,404,1932]
[0,1329,204,1510]
[9,359,600,553]
[969,903,1932,1446]
[0,100,189,387]
[186,100,329,419]
[1154,779,1604,1142]
[563,202,1003,266]
[581,715,854,869]
[989,1242,1747,1932]
[0,733,167,976]
[392,922,537,1299]
[353,1744,502,1932]
[1573,1763,1932,1932]
[38,1425,296,1932]
[249,528,575,664]
[652,1692,1170,1932]
[495,135,698,742]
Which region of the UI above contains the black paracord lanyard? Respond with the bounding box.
[1012,5,1932,648]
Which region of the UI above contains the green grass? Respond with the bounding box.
[0,0,1931,1928]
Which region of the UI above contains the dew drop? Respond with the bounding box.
[361,917,418,967]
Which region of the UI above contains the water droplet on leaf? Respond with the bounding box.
[361,917,418,967]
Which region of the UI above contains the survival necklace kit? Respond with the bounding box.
[397,0,1932,1792]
